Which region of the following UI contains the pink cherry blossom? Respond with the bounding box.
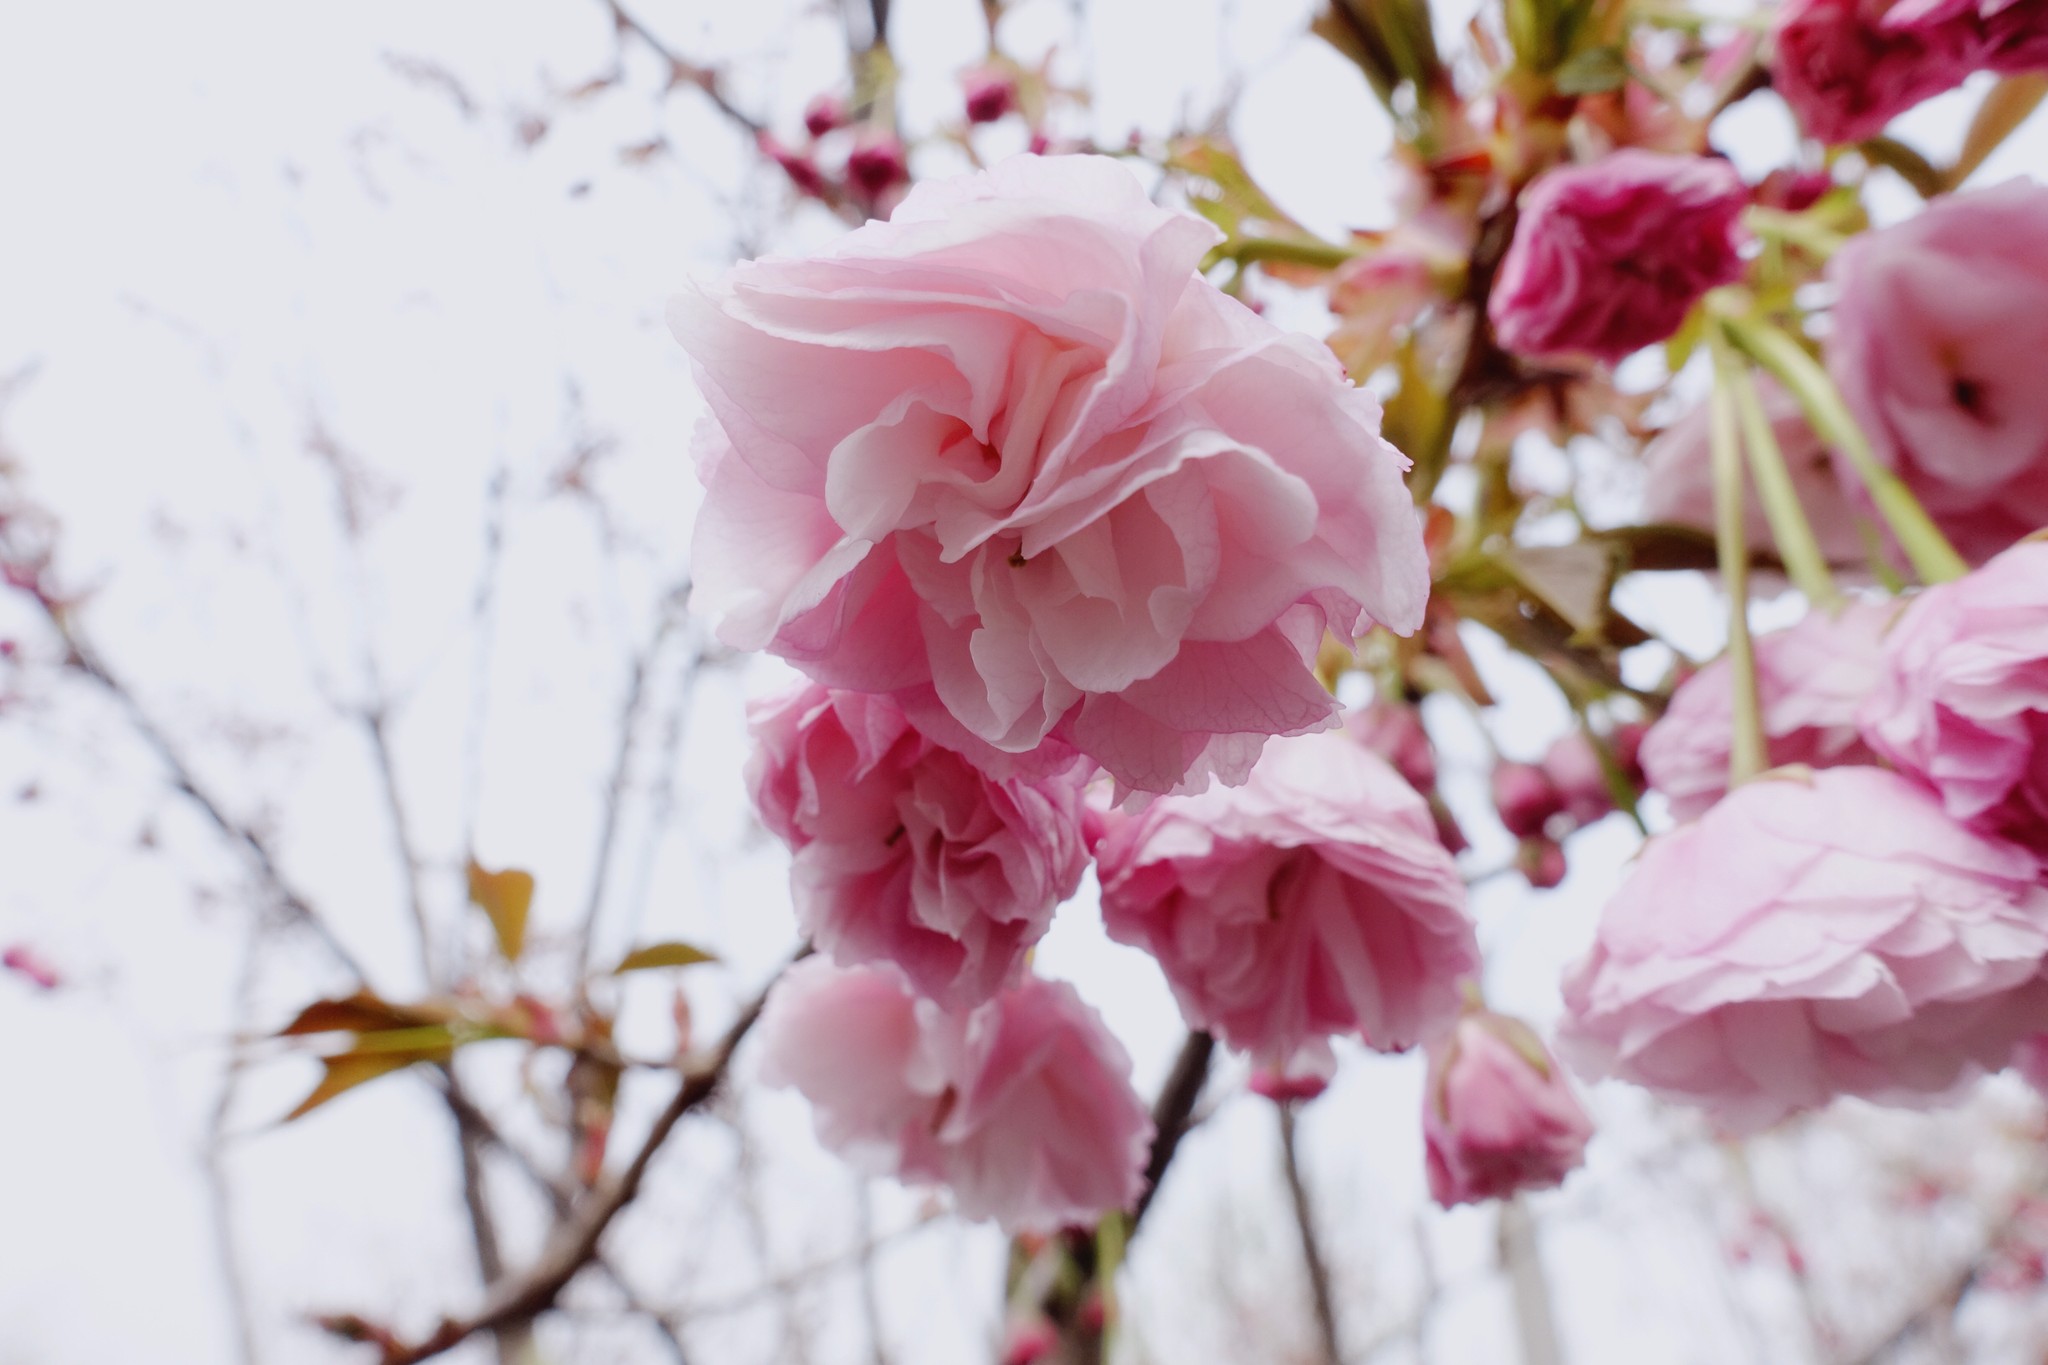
[1343,697,1437,793]
[1860,540,2048,848]
[746,683,1088,1009]
[1492,761,1562,840]
[1640,375,1877,569]
[1489,151,1748,364]
[1770,0,1984,144]
[1558,767,2048,1132]
[1424,1011,1593,1207]
[1827,181,2048,564]
[1641,596,1898,820]
[1092,728,1478,1063]
[756,959,1153,1231]
[672,154,1430,796]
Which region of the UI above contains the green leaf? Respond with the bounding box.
[1553,45,1627,94]
[467,860,534,963]
[613,941,719,974]
[275,990,445,1037]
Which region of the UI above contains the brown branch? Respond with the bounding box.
[364,702,435,983]
[57,628,369,981]
[601,0,763,136]
[377,951,803,1365]
[1277,1103,1344,1365]
[1130,1030,1215,1227]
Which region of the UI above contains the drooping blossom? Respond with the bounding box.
[1092,728,1478,1063]
[1489,151,1748,364]
[672,154,1429,796]
[1861,540,2048,848]
[756,959,1153,1231]
[1640,375,1876,568]
[746,683,1088,1009]
[1559,767,2048,1132]
[1827,181,2048,564]
[1424,1010,1594,1206]
[1641,596,1898,820]
[1770,0,1984,144]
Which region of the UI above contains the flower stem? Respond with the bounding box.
[1222,236,1361,271]
[1717,341,1844,610]
[1708,338,1766,788]
[1743,207,1847,260]
[1722,317,1967,584]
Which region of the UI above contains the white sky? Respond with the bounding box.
[3,2,2048,1364]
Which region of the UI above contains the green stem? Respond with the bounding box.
[1718,342,1843,610]
[1722,317,1967,584]
[1744,207,1847,260]
[1223,236,1361,271]
[1709,347,1767,788]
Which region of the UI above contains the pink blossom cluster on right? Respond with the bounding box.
[1771,0,2048,145]
[1568,539,2048,1130]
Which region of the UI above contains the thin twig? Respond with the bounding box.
[1277,1103,1344,1365]
[1131,1031,1215,1227]
[203,931,266,1365]
[378,951,803,1365]
[364,703,435,984]
[601,0,763,135]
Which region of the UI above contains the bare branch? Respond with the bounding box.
[1276,1103,1344,1365]
[1131,1030,1215,1227]
[377,950,805,1365]
[601,0,763,136]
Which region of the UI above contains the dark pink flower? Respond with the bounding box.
[1,944,59,991]
[747,683,1088,1009]
[846,132,909,198]
[1425,1011,1593,1206]
[1093,728,1478,1063]
[1489,151,1748,364]
[962,69,1018,124]
[803,93,849,139]
[1770,0,1984,144]
[1642,596,1899,820]
[758,133,828,198]
[1861,541,2048,847]
[756,960,1153,1231]
[1492,761,1563,839]
[1559,767,2048,1131]
[672,156,1430,796]
[1827,182,2048,565]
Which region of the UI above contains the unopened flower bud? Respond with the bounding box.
[803,93,849,139]
[1517,837,1567,889]
[846,133,909,198]
[1424,1010,1592,1207]
[963,68,1017,124]
[1492,761,1562,839]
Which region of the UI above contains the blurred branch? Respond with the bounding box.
[377,950,804,1365]
[1498,1199,1564,1365]
[601,0,764,135]
[203,933,264,1365]
[1277,1103,1344,1365]
[1131,1030,1216,1227]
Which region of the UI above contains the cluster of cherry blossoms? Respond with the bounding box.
[669,0,2048,1246]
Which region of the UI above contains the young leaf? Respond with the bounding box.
[613,941,719,974]
[467,860,534,963]
[284,1051,425,1121]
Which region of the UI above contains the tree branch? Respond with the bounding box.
[377,951,802,1365]
[601,0,763,136]
[1277,1103,1344,1365]
[1130,1030,1215,1227]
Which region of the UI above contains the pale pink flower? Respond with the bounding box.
[756,959,1153,1231]
[1424,1011,1593,1207]
[1559,767,2048,1132]
[1092,728,1478,1063]
[2013,1034,2048,1095]
[1641,596,1898,820]
[747,683,1088,1009]
[1861,541,2048,848]
[1489,151,1748,364]
[1770,0,1983,144]
[1641,376,1876,568]
[1827,181,2048,564]
[672,155,1429,796]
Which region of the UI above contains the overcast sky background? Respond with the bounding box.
[3,2,2048,1363]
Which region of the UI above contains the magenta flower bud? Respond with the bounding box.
[1753,167,1835,212]
[757,133,827,198]
[1001,1318,1058,1365]
[1542,730,1620,826]
[1424,1011,1593,1207]
[846,132,909,198]
[803,93,849,139]
[1517,837,1567,890]
[962,68,1017,124]
[1492,761,1563,839]
[2,943,59,991]
[1770,0,1982,145]
[1489,151,1748,363]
